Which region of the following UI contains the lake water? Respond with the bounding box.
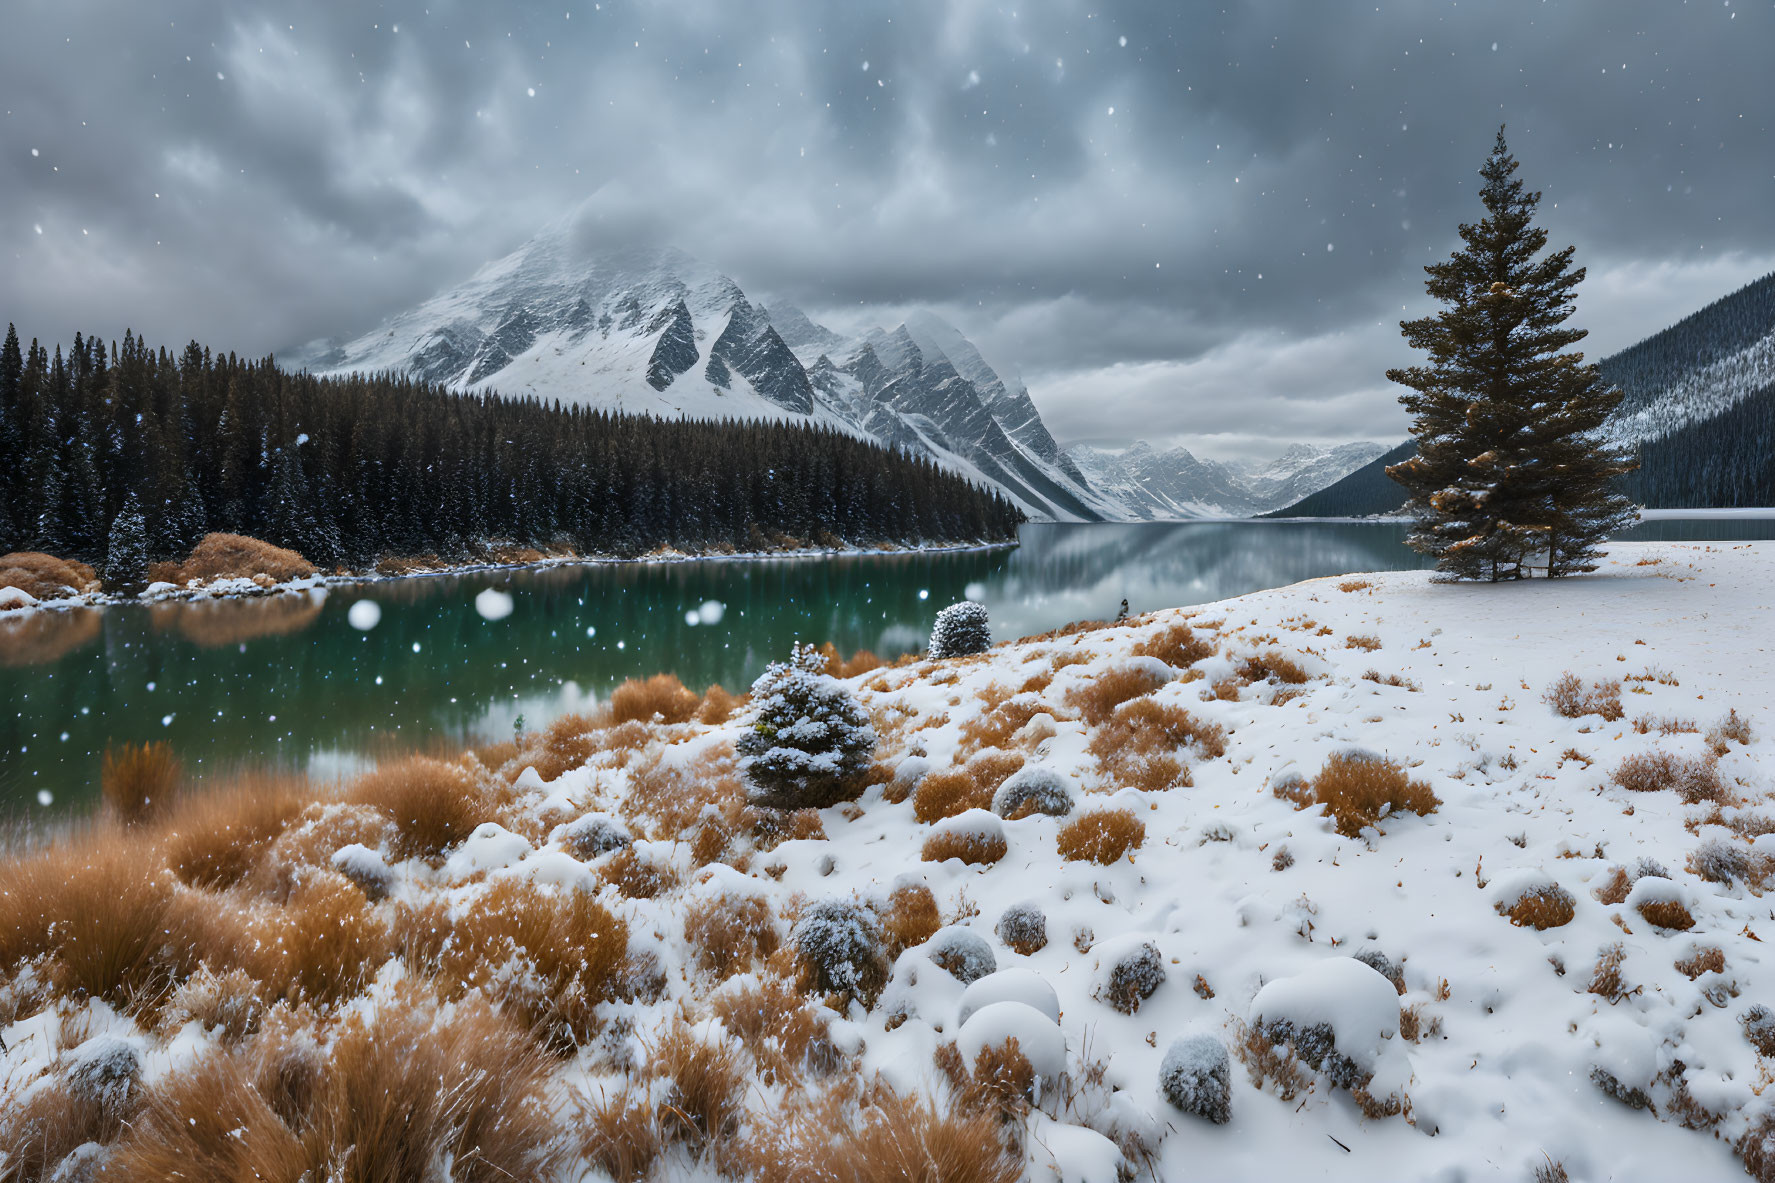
[4,517,1770,815]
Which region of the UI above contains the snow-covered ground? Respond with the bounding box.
[4,541,1770,1180]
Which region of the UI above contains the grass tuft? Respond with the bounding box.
[684,890,780,978]
[1131,622,1216,669]
[1298,752,1439,837]
[1065,664,1170,726]
[1545,673,1624,721]
[608,673,702,724]
[1611,751,1728,804]
[922,827,1009,866]
[101,742,182,825]
[1500,884,1576,929]
[348,756,487,862]
[1057,809,1146,864]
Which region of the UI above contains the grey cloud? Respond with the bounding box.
[2,0,1771,459]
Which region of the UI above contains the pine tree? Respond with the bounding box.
[106,492,149,593]
[737,642,877,809]
[1386,128,1638,580]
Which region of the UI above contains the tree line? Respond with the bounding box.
[0,325,1024,576]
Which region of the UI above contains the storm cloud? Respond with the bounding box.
[4,0,1772,459]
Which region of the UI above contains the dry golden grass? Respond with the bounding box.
[832,1089,1023,1183]
[1065,663,1170,726]
[1338,579,1372,593]
[600,846,681,899]
[1299,752,1440,837]
[749,806,827,851]
[1345,634,1383,652]
[1238,650,1312,685]
[936,1037,1038,1125]
[0,1064,139,1180]
[0,551,100,599]
[626,746,746,840]
[1057,809,1146,864]
[698,683,745,724]
[1589,943,1628,1000]
[1636,898,1696,931]
[108,989,561,1182]
[1676,947,1726,980]
[149,594,325,648]
[921,827,1008,866]
[241,873,390,1005]
[1500,884,1576,930]
[153,532,317,585]
[1361,669,1422,691]
[1610,751,1729,803]
[1631,715,1698,736]
[1207,677,1242,701]
[347,756,487,862]
[815,642,889,680]
[160,774,312,890]
[684,890,780,978]
[883,882,942,959]
[251,801,395,896]
[652,1021,749,1152]
[1709,708,1754,754]
[708,972,835,1083]
[1131,622,1216,669]
[157,965,267,1044]
[0,836,190,1011]
[576,1084,662,1182]
[1545,673,1624,721]
[101,741,182,825]
[434,879,629,1047]
[956,694,1054,757]
[1085,697,1225,798]
[1594,867,1633,905]
[913,769,995,824]
[608,672,702,724]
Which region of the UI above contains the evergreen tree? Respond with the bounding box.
[106,492,149,593]
[738,642,877,809]
[1386,128,1638,579]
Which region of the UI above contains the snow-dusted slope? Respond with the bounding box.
[291,224,1114,522]
[1066,440,1387,519]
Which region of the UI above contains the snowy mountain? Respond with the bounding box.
[1064,440,1387,519]
[289,222,1119,522]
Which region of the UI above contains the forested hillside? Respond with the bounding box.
[0,325,1022,573]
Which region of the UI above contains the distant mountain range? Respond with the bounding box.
[1274,269,1775,517]
[289,219,1373,521]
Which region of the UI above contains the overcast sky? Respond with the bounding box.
[4,1,1773,460]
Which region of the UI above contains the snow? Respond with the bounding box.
[0,585,39,610]
[1246,957,1403,1074]
[957,969,1062,1026]
[442,822,534,880]
[347,598,381,630]
[956,1000,1068,1089]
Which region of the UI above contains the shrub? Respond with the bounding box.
[790,898,886,999]
[159,533,316,585]
[929,601,992,659]
[995,903,1048,955]
[626,747,745,839]
[1131,622,1215,669]
[0,551,101,599]
[1066,663,1170,725]
[1302,751,1439,837]
[914,769,993,824]
[1545,673,1623,721]
[436,879,629,1047]
[108,991,562,1183]
[1160,1034,1232,1124]
[1239,651,1311,685]
[600,846,680,899]
[927,927,997,984]
[1743,1005,1775,1057]
[921,812,1009,866]
[101,741,182,825]
[830,1089,1023,1183]
[652,1022,748,1152]
[576,1084,662,1183]
[883,882,942,960]
[1636,898,1696,931]
[1588,944,1628,1000]
[709,973,836,1082]
[698,684,745,724]
[956,693,1053,756]
[557,812,632,860]
[1676,947,1726,980]
[1344,634,1382,652]
[608,673,701,725]
[1610,751,1727,803]
[739,643,877,809]
[684,890,780,978]
[348,756,487,862]
[1499,884,1576,930]
[1708,708,1754,754]
[1096,939,1166,1014]
[1690,838,1753,888]
[162,774,313,889]
[990,766,1075,819]
[1057,809,1145,864]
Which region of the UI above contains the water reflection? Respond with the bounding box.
[2,517,1768,814]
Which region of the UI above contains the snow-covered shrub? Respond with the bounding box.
[1691,838,1750,887]
[1160,1034,1232,1124]
[1743,1005,1775,1057]
[1303,750,1440,838]
[914,769,993,824]
[1707,708,1754,754]
[330,843,394,901]
[921,810,1008,866]
[1094,937,1166,1014]
[991,766,1075,819]
[557,812,632,859]
[790,898,885,997]
[1496,879,1577,930]
[1629,876,1696,931]
[1065,661,1173,725]
[1611,751,1727,804]
[1247,958,1402,1093]
[738,643,877,809]
[929,600,991,659]
[882,880,942,959]
[1545,673,1624,721]
[65,1036,142,1114]
[683,886,781,978]
[995,903,1048,955]
[956,1000,1068,1097]
[1354,949,1406,995]
[927,926,997,984]
[1058,808,1145,865]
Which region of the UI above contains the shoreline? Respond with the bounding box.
[0,537,1021,617]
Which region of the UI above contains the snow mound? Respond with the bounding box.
[992,766,1075,818]
[956,1000,1067,1090]
[957,969,1061,1028]
[1247,957,1401,1076]
[443,823,534,880]
[925,926,997,984]
[330,843,393,899]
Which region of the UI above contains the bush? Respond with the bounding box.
[1708,708,1754,754]
[0,551,100,600]
[1096,939,1166,1014]
[927,927,997,984]
[929,601,991,659]
[883,882,942,960]
[1499,883,1576,930]
[1160,1034,1232,1124]
[1636,898,1696,931]
[608,673,701,725]
[1545,673,1623,721]
[1743,1005,1775,1057]
[1066,663,1171,726]
[1057,808,1145,864]
[914,769,993,824]
[101,741,182,825]
[1239,651,1311,685]
[348,756,487,862]
[684,891,780,978]
[921,812,1009,866]
[1302,750,1439,837]
[739,643,877,809]
[995,903,1048,955]
[652,1022,748,1151]
[1611,751,1728,803]
[991,766,1075,819]
[1131,622,1215,669]
[790,899,886,998]
[1691,838,1752,887]
[157,532,317,585]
